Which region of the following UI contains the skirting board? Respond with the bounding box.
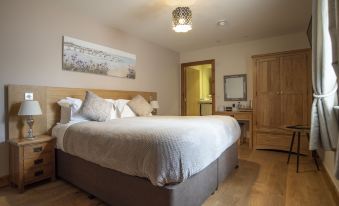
[0,175,9,188]
[320,162,339,204]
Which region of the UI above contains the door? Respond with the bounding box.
[181,60,215,116]
[255,57,281,131]
[280,53,309,126]
[186,68,201,116]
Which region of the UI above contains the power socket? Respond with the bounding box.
[25,92,33,100]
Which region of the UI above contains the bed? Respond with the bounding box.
[7,85,240,206]
[52,116,240,206]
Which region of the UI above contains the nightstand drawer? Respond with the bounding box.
[24,164,53,184]
[24,152,53,170]
[24,142,54,158]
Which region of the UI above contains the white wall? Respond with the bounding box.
[180,32,310,110]
[0,0,180,176]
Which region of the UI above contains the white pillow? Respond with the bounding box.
[105,99,119,119]
[57,97,119,123]
[57,97,82,112]
[115,99,137,118]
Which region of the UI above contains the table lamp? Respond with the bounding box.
[18,100,42,139]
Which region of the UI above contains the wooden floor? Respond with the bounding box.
[0,144,337,206]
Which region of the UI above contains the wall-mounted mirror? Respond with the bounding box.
[224,74,247,101]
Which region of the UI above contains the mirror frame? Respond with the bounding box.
[224,74,247,101]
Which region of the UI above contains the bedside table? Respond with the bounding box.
[9,135,56,192]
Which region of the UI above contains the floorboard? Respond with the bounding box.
[0,144,337,206]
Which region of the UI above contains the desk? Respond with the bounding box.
[215,110,253,148]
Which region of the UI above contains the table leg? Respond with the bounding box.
[297,132,301,173]
[287,132,296,164]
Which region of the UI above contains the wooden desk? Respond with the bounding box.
[215,110,253,148]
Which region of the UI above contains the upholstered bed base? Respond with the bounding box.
[56,142,238,206]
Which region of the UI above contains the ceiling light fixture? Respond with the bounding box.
[172,7,192,33]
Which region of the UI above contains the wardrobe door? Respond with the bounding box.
[280,53,309,126]
[255,58,281,131]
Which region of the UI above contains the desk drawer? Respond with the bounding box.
[24,164,53,184]
[234,113,251,120]
[24,142,54,159]
[24,152,53,170]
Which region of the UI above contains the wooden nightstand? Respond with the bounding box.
[9,135,56,192]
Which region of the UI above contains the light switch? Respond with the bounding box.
[25,92,33,100]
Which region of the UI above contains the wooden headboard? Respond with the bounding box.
[6,84,157,140]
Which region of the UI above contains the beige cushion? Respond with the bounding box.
[80,91,112,122]
[127,95,153,116]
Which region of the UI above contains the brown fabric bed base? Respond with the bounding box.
[56,142,238,206]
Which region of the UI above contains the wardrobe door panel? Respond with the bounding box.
[280,54,309,126]
[255,58,281,131]
[256,58,280,93]
[256,94,281,130]
[281,94,308,125]
[280,54,308,93]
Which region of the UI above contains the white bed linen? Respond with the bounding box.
[52,120,87,150]
[52,116,240,186]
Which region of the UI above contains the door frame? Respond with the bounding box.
[181,59,215,116]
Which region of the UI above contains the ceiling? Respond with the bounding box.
[60,0,312,52]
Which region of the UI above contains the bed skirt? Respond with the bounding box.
[56,142,238,206]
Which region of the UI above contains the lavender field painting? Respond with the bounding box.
[63,36,136,79]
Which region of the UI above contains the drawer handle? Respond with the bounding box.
[35,170,44,177]
[34,158,43,165]
[33,147,43,153]
[230,115,235,117]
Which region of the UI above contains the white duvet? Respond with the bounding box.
[53,116,240,186]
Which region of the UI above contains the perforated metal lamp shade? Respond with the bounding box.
[172,7,192,32]
[18,101,42,116]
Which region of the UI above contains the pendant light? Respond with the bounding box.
[172,7,192,32]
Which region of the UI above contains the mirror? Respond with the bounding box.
[224,74,247,101]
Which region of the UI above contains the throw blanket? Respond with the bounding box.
[63,116,240,186]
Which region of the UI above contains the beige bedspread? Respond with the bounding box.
[63,116,240,186]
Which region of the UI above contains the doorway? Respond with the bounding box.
[181,60,215,116]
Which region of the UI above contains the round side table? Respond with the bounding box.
[282,125,320,173]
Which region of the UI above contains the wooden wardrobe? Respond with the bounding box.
[252,49,312,152]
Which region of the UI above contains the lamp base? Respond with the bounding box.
[25,136,37,140]
[26,116,35,140]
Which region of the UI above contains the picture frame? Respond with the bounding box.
[224,74,247,101]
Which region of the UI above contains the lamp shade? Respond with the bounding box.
[150,101,160,109]
[172,7,192,32]
[18,101,42,116]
